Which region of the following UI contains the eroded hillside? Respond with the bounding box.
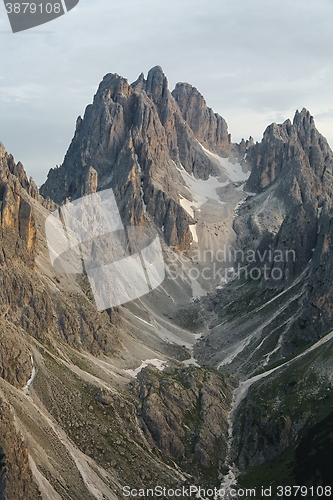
[1,68,333,499]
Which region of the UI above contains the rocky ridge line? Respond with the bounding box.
[40,66,243,250]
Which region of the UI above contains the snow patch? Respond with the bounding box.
[178,167,227,216]
[179,194,195,218]
[125,359,166,378]
[23,355,36,393]
[182,355,199,367]
[234,192,256,217]
[189,224,198,243]
[191,279,206,299]
[234,198,247,213]
[140,186,147,212]
[135,154,141,173]
[133,315,152,327]
[318,206,323,219]
[200,144,250,182]
[235,183,256,196]
[235,183,246,192]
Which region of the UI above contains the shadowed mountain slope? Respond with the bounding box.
[1,68,333,498]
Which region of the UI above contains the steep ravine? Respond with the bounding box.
[220,328,333,495]
[3,73,333,498]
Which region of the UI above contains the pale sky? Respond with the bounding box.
[0,0,333,185]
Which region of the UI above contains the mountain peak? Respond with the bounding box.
[172,81,230,157]
[173,81,206,104]
[95,72,132,101]
[293,107,315,128]
[131,71,145,86]
[147,65,165,77]
[145,66,169,102]
[246,107,332,193]
[0,141,6,159]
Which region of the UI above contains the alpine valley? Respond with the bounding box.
[0,66,332,499]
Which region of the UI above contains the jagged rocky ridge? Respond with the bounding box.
[187,109,333,490]
[0,144,121,359]
[238,109,333,337]
[0,399,41,500]
[0,143,121,498]
[231,327,333,489]
[0,142,38,268]
[0,137,233,495]
[131,365,233,482]
[2,66,333,498]
[41,66,237,250]
[194,108,333,373]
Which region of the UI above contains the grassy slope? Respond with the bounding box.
[237,336,333,497]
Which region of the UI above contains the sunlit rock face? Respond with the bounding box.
[40,67,236,250]
[0,142,37,267]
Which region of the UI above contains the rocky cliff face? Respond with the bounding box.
[245,109,332,194]
[0,146,45,390]
[0,144,127,496]
[230,110,333,338]
[172,82,230,157]
[3,68,333,498]
[232,332,333,489]
[0,399,41,500]
[40,66,235,250]
[0,143,37,268]
[238,108,332,268]
[131,365,232,483]
[0,139,237,497]
[193,109,333,377]
[0,151,121,362]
